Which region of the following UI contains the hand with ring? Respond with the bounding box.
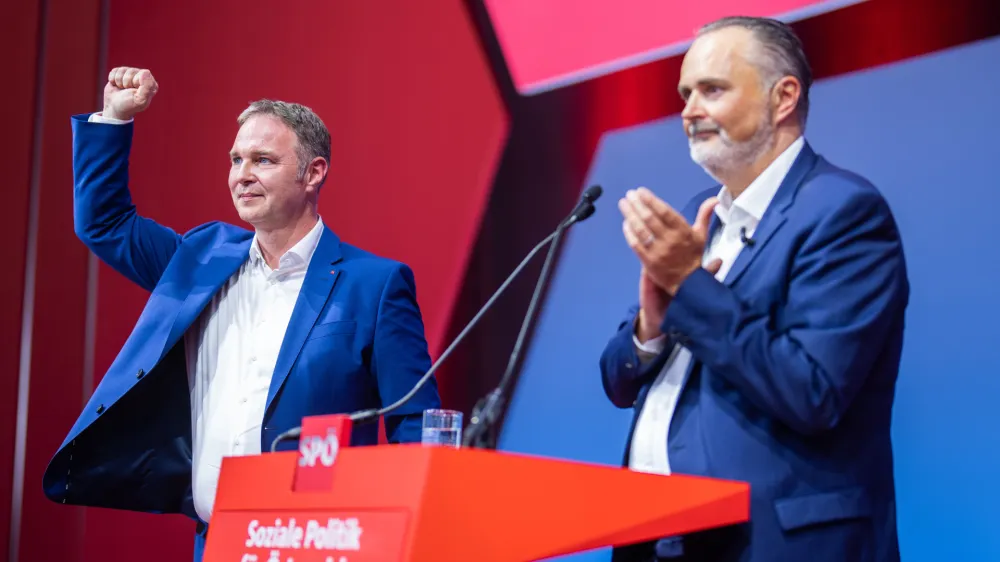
[618,187,721,295]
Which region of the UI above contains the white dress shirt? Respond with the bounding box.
[88,109,324,521]
[185,219,324,522]
[628,137,805,475]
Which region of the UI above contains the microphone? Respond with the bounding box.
[739,226,755,247]
[269,185,603,453]
[565,184,602,226]
[462,185,602,449]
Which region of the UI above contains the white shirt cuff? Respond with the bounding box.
[88,112,132,125]
[633,333,667,355]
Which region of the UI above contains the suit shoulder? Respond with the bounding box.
[339,242,414,278]
[800,157,889,207]
[793,157,903,246]
[337,243,421,304]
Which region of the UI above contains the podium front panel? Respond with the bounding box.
[205,508,410,562]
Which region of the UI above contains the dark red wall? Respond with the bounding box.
[4,1,101,561]
[0,1,41,559]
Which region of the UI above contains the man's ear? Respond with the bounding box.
[304,156,329,194]
[771,75,802,124]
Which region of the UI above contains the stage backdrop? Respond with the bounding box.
[7,1,999,561]
[501,35,1000,562]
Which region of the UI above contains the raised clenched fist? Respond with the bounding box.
[102,67,158,121]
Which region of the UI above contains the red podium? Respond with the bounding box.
[203,439,749,561]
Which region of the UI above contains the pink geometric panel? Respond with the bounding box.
[484,0,866,94]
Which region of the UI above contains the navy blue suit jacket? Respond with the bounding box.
[42,115,441,520]
[601,143,907,562]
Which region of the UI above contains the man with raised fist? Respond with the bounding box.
[42,67,441,561]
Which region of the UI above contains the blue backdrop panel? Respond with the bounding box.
[499,36,1000,561]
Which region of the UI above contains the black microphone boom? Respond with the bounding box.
[270,185,603,453]
[462,185,602,449]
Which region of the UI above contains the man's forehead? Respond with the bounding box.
[232,115,291,150]
[680,27,756,80]
[237,114,286,135]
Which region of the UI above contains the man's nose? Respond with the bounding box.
[235,161,254,185]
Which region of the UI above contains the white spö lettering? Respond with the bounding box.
[298,433,340,468]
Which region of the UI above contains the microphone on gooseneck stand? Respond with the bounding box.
[462,185,603,449]
[269,185,604,454]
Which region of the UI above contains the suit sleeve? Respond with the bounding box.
[599,191,708,410]
[371,263,441,443]
[662,188,908,435]
[72,114,182,292]
[600,305,676,408]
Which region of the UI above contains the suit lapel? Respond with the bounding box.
[722,216,787,287]
[160,237,252,361]
[265,227,344,413]
[722,142,819,287]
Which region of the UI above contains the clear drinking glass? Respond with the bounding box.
[421,409,463,447]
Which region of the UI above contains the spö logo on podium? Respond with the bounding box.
[292,414,353,492]
[299,429,340,468]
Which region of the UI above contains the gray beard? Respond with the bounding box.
[689,111,775,183]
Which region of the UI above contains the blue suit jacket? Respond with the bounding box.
[601,143,907,562]
[42,115,441,521]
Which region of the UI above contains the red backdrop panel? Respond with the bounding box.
[16,1,102,562]
[82,1,507,560]
[0,1,42,559]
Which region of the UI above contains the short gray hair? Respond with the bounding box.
[698,16,813,124]
[237,99,331,185]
